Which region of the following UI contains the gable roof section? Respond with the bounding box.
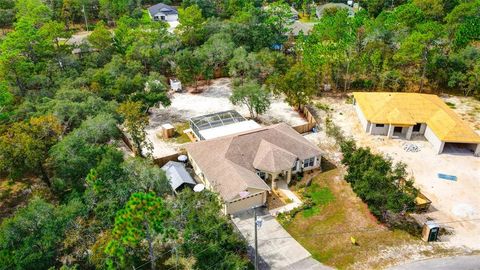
[186,123,322,201]
[148,3,177,16]
[253,140,298,172]
[353,92,480,143]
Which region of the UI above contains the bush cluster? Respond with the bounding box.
[340,140,418,224]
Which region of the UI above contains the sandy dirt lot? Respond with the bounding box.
[307,95,480,250]
[443,95,480,130]
[146,78,306,158]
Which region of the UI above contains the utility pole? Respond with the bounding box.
[254,207,258,270]
[253,206,263,270]
[82,5,89,31]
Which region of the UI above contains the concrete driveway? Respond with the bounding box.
[231,208,333,270]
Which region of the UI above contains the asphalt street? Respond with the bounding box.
[388,255,480,270]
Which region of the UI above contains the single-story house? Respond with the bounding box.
[148,3,178,22]
[353,92,480,156]
[161,161,197,193]
[316,3,354,18]
[289,21,315,36]
[186,123,322,214]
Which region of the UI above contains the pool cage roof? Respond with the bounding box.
[190,110,246,131]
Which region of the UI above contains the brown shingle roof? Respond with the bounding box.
[253,140,297,173]
[186,123,321,201]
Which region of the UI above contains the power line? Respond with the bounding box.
[165,243,236,270]
[260,226,388,241]
[134,249,172,270]
[135,221,231,269]
[135,214,480,269]
[260,217,480,241]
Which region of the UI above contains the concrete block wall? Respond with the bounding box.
[424,126,445,154]
[354,103,370,132]
[371,124,389,135]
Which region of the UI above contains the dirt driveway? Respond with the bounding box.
[309,96,480,250]
[150,78,306,126]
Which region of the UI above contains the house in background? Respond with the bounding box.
[186,123,322,214]
[148,3,178,22]
[353,92,480,156]
[161,161,197,194]
[289,21,315,36]
[316,3,354,18]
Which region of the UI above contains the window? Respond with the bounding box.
[292,161,298,171]
[413,123,421,132]
[256,170,266,180]
[303,157,315,168]
[375,124,384,128]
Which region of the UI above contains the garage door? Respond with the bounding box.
[226,192,265,214]
[442,142,480,156]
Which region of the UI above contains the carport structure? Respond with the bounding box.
[353,92,480,156]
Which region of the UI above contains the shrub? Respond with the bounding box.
[340,139,418,223]
[325,116,346,143]
[315,102,331,112]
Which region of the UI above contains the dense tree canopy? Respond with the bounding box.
[294,1,480,97]
[0,115,62,185]
[0,197,85,269]
[1,0,479,268]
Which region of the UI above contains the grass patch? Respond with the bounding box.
[315,102,332,112]
[303,207,320,217]
[309,184,335,205]
[281,167,424,269]
[168,122,191,144]
[302,184,335,218]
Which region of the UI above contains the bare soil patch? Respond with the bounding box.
[282,166,462,269]
[306,95,480,250]
[146,78,306,158]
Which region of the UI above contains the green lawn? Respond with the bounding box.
[282,166,427,269]
[168,122,192,144]
[302,183,335,218]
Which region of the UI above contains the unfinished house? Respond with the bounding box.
[186,123,322,214]
[353,92,480,156]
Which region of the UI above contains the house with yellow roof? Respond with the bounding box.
[352,92,480,156]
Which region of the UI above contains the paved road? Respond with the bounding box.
[389,255,480,270]
[231,208,333,270]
